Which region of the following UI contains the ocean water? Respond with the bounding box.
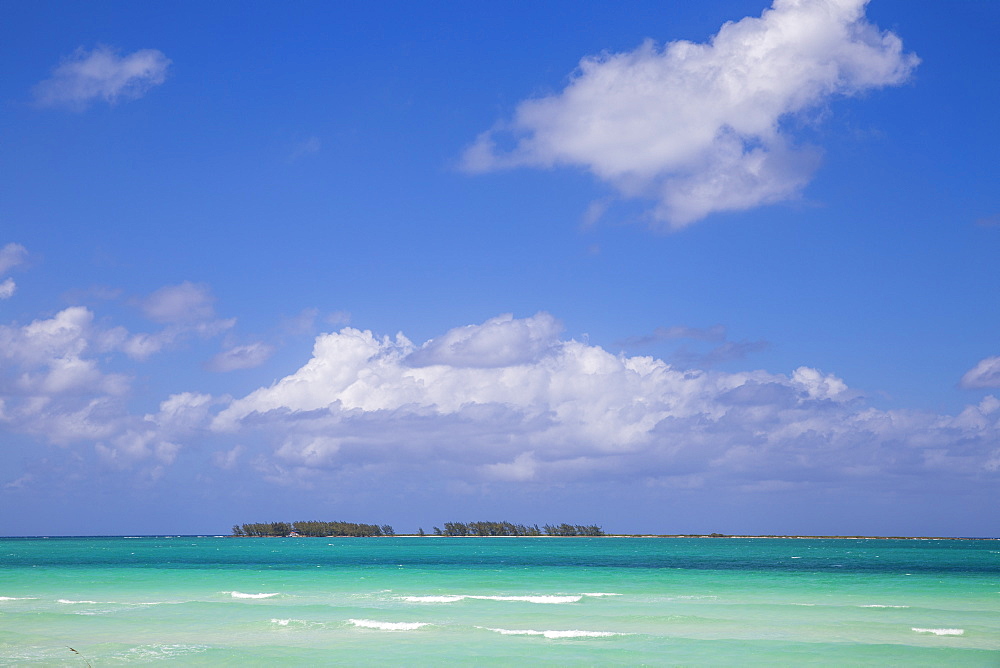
[0,536,997,666]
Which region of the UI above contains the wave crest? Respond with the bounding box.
[912,628,964,636]
[402,595,466,603]
[480,627,624,639]
[228,591,278,599]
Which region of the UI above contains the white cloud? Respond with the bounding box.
[211,313,999,492]
[33,45,170,110]
[140,282,216,324]
[123,282,234,359]
[0,243,28,275]
[791,365,848,400]
[960,356,1000,389]
[464,0,918,228]
[326,310,352,327]
[1,307,106,370]
[0,244,28,299]
[0,284,233,472]
[147,392,214,432]
[407,312,562,368]
[0,306,997,499]
[0,307,133,444]
[206,342,275,372]
[0,304,213,455]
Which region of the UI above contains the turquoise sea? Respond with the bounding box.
[1,536,997,666]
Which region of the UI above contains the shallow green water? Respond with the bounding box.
[1,537,997,665]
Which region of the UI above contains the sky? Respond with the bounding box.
[1,0,998,537]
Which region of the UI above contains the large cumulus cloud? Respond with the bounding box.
[212,314,1000,490]
[464,0,918,228]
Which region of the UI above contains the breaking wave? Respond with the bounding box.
[911,628,964,636]
[479,627,625,639]
[227,591,279,599]
[403,592,617,604]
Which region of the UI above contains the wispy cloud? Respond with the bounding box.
[619,324,727,347]
[463,0,918,229]
[140,282,216,325]
[33,45,170,110]
[288,136,321,162]
[0,243,27,299]
[618,324,764,368]
[672,339,770,369]
[124,282,234,360]
[961,356,1000,389]
[0,243,27,275]
[206,342,275,372]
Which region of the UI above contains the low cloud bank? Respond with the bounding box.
[0,267,995,494]
[211,314,999,490]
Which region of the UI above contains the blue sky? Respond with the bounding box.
[2,0,998,537]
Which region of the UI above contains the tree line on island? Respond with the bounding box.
[231,520,604,537]
[427,521,604,536]
[233,521,394,537]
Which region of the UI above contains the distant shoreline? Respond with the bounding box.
[2,533,997,540]
[226,533,998,541]
[607,534,995,540]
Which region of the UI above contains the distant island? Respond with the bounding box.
[232,521,394,537]
[226,524,996,540]
[231,520,604,537]
[426,522,604,537]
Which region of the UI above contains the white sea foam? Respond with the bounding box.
[477,595,582,604]
[402,594,583,604]
[860,604,909,608]
[228,591,278,599]
[403,595,466,603]
[270,618,322,629]
[671,595,718,601]
[121,644,209,660]
[0,596,35,601]
[480,627,624,639]
[57,599,98,604]
[582,592,622,597]
[912,628,964,636]
[349,619,429,631]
